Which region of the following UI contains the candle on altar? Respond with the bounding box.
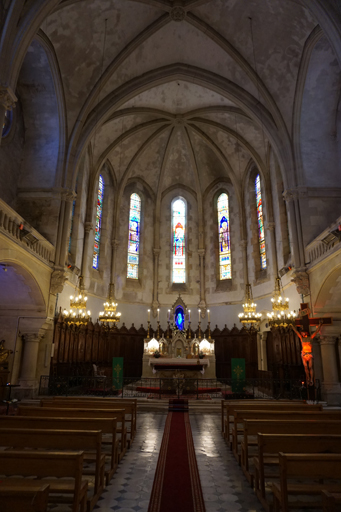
[148,309,150,322]
[198,309,201,321]
[208,309,210,322]
[188,310,191,322]
[168,309,170,321]
[157,308,160,321]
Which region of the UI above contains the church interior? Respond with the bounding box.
[1,1,341,510]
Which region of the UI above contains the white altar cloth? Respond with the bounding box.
[148,357,210,367]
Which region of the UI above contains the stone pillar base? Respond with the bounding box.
[321,382,341,405]
[13,379,39,400]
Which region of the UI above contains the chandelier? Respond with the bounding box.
[99,301,121,325]
[238,283,262,331]
[62,276,91,325]
[267,277,297,328]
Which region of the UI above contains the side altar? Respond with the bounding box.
[142,296,216,380]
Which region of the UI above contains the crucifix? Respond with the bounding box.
[290,303,332,387]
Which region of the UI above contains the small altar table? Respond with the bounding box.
[149,357,210,373]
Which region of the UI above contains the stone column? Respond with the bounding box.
[55,191,76,268]
[152,248,160,316]
[319,335,341,405]
[81,221,93,289]
[18,331,44,397]
[198,249,206,311]
[240,239,248,285]
[283,189,302,269]
[266,221,278,279]
[0,86,17,146]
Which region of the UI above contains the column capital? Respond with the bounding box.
[84,222,93,234]
[22,332,43,344]
[0,86,17,110]
[240,239,247,248]
[197,249,205,257]
[153,248,161,256]
[319,335,337,346]
[291,270,310,296]
[62,189,77,203]
[282,189,298,202]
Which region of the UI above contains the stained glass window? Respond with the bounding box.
[93,175,104,269]
[172,198,186,283]
[2,109,13,138]
[255,174,267,269]
[217,193,231,280]
[68,198,76,254]
[127,193,141,279]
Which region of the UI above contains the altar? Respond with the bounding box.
[141,296,216,380]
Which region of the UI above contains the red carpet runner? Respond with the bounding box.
[148,412,206,512]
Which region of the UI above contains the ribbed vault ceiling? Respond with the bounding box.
[44,0,317,195]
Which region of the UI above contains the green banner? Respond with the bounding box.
[112,357,123,390]
[231,358,245,393]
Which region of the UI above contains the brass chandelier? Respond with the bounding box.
[267,277,297,328]
[99,284,122,325]
[62,276,91,325]
[238,283,262,331]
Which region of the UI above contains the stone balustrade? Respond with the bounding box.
[306,215,341,267]
[0,199,54,266]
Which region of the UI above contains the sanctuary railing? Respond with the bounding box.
[39,375,319,401]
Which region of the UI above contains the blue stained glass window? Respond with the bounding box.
[172,198,186,283]
[2,109,13,138]
[127,193,141,279]
[255,174,267,269]
[217,193,231,280]
[93,175,104,269]
[175,306,185,330]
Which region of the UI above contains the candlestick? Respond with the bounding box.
[188,309,191,322]
[148,309,150,322]
[157,308,160,322]
[198,309,201,321]
[208,321,211,339]
[207,309,210,322]
[188,321,191,339]
[168,309,170,321]
[147,320,150,339]
[167,320,170,338]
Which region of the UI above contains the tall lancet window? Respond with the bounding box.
[172,198,186,283]
[92,174,104,269]
[255,174,267,269]
[127,193,141,279]
[217,193,231,280]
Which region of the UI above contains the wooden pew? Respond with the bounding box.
[42,398,136,445]
[221,400,306,437]
[239,419,341,490]
[0,428,105,512]
[18,406,127,459]
[48,397,137,439]
[0,450,88,512]
[272,453,341,512]
[232,410,341,462]
[0,483,50,512]
[0,416,118,484]
[321,490,341,512]
[252,433,341,511]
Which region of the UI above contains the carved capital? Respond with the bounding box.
[0,86,17,110]
[62,190,77,203]
[291,270,310,297]
[50,268,67,295]
[153,247,161,256]
[84,222,93,234]
[282,189,298,203]
[319,335,337,346]
[23,333,43,344]
[198,249,205,257]
[170,6,186,21]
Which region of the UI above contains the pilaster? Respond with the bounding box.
[319,335,341,405]
[17,331,44,398]
[0,86,17,147]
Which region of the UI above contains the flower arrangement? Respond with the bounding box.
[153,350,161,358]
[199,351,205,359]
[170,322,187,337]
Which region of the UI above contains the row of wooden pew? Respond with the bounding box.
[221,399,341,512]
[0,396,138,512]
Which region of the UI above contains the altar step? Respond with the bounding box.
[137,397,221,413]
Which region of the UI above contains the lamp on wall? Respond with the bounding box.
[267,276,296,328]
[62,275,91,325]
[238,283,262,331]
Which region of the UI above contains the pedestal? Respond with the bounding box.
[319,335,341,405]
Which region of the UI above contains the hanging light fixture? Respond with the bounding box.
[267,276,297,328]
[99,301,121,325]
[62,275,91,325]
[238,283,262,331]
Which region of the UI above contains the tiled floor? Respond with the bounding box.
[92,412,264,512]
